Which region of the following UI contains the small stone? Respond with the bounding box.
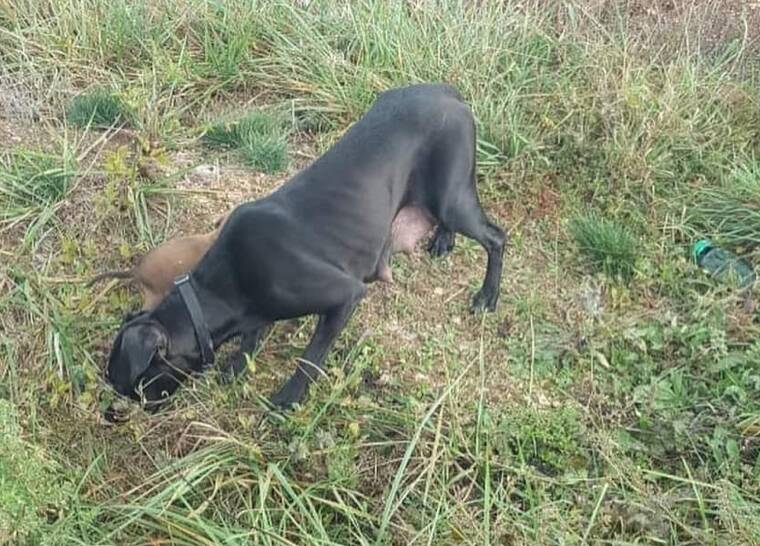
[191,164,218,182]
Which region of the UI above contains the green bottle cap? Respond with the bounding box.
[692,240,712,261]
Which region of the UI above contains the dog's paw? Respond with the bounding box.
[219,353,248,384]
[270,378,307,409]
[269,391,298,410]
[470,289,498,313]
[428,228,455,258]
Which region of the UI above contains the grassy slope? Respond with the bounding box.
[1,1,760,544]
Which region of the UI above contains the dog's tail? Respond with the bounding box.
[86,269,133,287]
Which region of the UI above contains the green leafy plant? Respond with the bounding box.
[496,405,587,474]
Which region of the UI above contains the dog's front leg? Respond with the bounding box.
[270,283,366,408]
[220,323,271,383]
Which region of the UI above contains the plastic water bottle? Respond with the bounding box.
[692,240,756,289]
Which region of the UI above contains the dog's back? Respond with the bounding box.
[204,84,476,294]
[376,82,465,104]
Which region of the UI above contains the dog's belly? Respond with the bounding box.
[391,206,434,253]
[373,206,435,283]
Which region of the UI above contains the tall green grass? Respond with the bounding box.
[688,160,760,249]
[5,0,756,193]
[0,148,76,241]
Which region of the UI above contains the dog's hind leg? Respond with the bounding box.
[426,123,506,312]
[453,208,505,312]
[439,198,505,311]
[440,199,505,312]
[270,279,366,408]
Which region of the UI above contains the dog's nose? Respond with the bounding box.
[101,393,131,423]
[103,405,122,423]
[103,403,132,423]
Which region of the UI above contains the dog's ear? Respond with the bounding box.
[107,321,168,394]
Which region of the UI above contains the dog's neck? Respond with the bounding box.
[152,279,247,352]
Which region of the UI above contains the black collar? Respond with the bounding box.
[174,274,215,369]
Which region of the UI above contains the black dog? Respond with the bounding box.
[105,83,506,410]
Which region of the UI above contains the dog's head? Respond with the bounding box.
[105,314,200,409]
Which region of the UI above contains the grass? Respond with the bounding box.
[0,400,85,545]
[204,110,290,173]
[570,214,638,281]
[0,148,76,241]
[66,89,130,128]
[688,160,760,249]
[1,0,760,544]
[496,405,586,475]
